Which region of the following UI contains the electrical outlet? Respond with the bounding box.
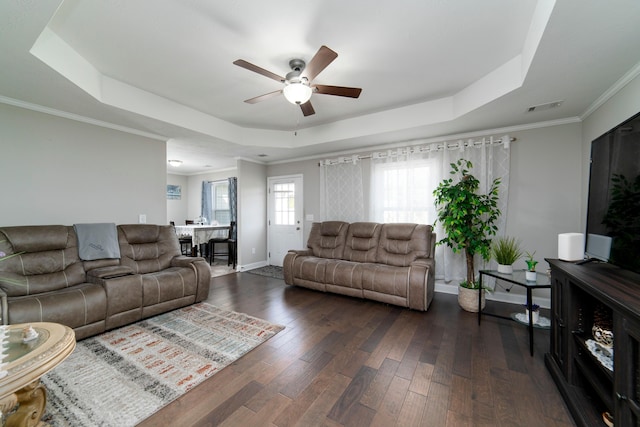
[251,248,256,254]
[138,214,146,224]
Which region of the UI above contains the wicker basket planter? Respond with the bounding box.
[458,285,485,312]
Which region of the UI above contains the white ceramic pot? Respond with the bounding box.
[497,264,513,274]
[525,270,537,281]
[526,308,540,324]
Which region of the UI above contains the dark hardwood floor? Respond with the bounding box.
[138,272,575,427]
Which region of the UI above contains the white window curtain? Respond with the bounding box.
[319,157,365,222]
[370,139,510,285]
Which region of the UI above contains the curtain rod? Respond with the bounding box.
[319,135,516,166]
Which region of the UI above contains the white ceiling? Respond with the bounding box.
[2,0,640,174]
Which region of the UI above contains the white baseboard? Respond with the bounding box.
[238,260,268,272]
[435,280,551,309]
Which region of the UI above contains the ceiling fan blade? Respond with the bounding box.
[301,46,338,81]
[233,59,285,83]
[313,85,362,98]
[300,101,315,116]
[244,90,283,104]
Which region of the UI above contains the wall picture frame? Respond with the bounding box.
[166,185,181,200]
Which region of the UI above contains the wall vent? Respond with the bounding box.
[527,100,563,113]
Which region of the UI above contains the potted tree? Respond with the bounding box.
[434,159,502,312]
[491,236,523,274]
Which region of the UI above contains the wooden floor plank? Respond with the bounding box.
[369,376,411,426]
[421,380,450,427]
[359,357,400,410]
[137,273,575,427]
[328,366,378,423]
[397,390,427,427]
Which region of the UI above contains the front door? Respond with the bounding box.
[267,175,303,267]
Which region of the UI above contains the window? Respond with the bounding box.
[273,182,295,225]
[211,181,230,224]
[371,157,437,224]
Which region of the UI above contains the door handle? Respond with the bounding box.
[296,227,300,230]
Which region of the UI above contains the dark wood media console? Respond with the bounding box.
[546,258,640,427]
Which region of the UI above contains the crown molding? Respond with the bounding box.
[0,95,166,141]
[266,116,583,166]
[581,60,640,120]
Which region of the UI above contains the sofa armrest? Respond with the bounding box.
[408,257,436,311]
[87,265,135,279]
[288,249,312,256]
[411,257,435,270]
[171,255,207,267]
[283,249,312,285]
[169,256,210,302]
[0,288,7,325]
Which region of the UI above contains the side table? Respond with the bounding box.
[478,270,551,356]
[0,323,75,426]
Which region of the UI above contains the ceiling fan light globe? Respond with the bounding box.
[283,82,312,105]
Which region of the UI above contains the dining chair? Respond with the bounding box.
[207,222,236,268]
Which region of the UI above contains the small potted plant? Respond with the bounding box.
[525,251,538,281]
[491,236,522,274]
[525,303,540,324]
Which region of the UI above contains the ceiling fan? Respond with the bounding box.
[233,45,362,117]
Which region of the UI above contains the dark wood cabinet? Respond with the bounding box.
[546,259,640,427]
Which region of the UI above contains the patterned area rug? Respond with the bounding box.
[41,303,284,427]
[245,265,284,280]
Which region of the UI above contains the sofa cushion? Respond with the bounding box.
[306,221,349,259]
[361,264,409,298]
[343,222,381,262]
[0,225,70,252]
[118,224,182,274]
[376,223,432,267]
[6,283,107,330]
[289,256,329,290]
[0,226,86,296]
[324,259,363,288]
[141,266,198,307]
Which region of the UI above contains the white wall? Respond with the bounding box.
[507,123,584,272]
[167,173,188,225]
[1,103,167,225]
[237,159,267,268]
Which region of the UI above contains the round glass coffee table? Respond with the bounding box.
[0,323,75,426]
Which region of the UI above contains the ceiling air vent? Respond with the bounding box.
[527,100,563,113]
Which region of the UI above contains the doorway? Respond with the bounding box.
[267,175,304,267]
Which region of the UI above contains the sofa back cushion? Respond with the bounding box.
[118,225,181,274]
[343,222,381,262]
[376,223,433,267]
[0,226,86,296]
[307,221,349,259]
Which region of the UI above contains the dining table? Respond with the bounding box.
[174,224,230,257]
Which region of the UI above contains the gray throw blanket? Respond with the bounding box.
[74,223,121,260]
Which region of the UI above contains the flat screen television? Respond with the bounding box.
[586,111,640,274]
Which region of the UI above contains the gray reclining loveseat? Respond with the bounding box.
[0,224,210,340]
